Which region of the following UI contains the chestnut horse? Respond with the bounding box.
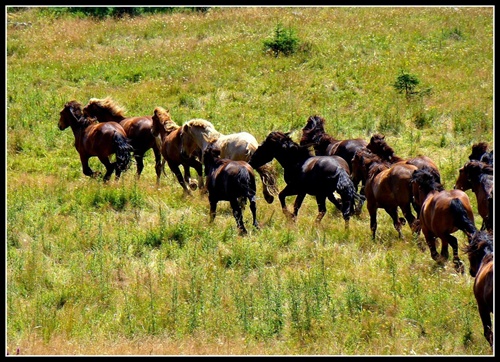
[299,115,368,174]
[462,230,494,347]
[454,160,493,232]
[249,131,365,227]
[203,143,259,235]
[410,168,476,273]
[351,148,420,240]
[83,97,162,185]
[180,118,279,204]
[366,133,442,184]
[58,100,133,181]
[151,107,204,195]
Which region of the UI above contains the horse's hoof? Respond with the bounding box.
[453,260,465,274]
[188,180,198,190]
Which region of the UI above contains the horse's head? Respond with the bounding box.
[469,142,489,162]
[83,97,126,121]
[367,133,400,162]
[151,106,174,137]
[462,230,493,277]
[410,167,444,207]
[58,100,83,130]
[300,115,326,147]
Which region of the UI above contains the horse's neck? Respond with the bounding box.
[317,134,339,154]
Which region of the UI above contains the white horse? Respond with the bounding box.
[180,119,278,204]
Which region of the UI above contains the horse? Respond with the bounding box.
[82,97,163,185]
[151,107,204,195]
[454,160,493,232]
[203,143,258,235]
[366,133,442,184]
[410,168,476,272]
[58,100,133,182]
[180,118,279,204]
[248,131,365,227]
[462,230,494,347]
[299,115,368,174]
[350,148,420,239]
[469,141,493,165]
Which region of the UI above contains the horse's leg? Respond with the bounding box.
[153,146,162,186]
[314,195,328,223]
[249,196,259,229]
[134,152,144,179]
[400,204,418,235]
[327,193,343,212]
[79,154,99,178]
[209,197,218,222]
[292,192,307,221]
[98,155,115,182]
[477,304,493,347]
[442,234,464,273]
[386,207,405,238]
[187,158,205,193]
[422,229,440,263]
[230,199,247,235]
[278,185,296,221]
[367,203,378,240]
[167,161,192,195]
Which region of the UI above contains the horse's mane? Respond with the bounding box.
[367,133,404,163]
[153,106,179,133]
[465,160,494,176]
[469,142,489,161]
[87,97,127,117]
[184,118,220,142]
[463,230,494,257]
[63,100,97,126]
[411,167,445,194]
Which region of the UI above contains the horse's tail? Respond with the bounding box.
[113,132,134,172]
[233,166,256,209]
[450,198,477,236]
[255,163,279,204]
[336,169,359,220]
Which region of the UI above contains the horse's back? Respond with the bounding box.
[120,116,156,148]
[299,156,348,192]
[421,190,473,235]
[217,132,259,161]
[209,160,256,199]
[83,122,126,155]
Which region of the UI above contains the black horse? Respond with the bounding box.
[249,131,365,227]
[203,143,259,235]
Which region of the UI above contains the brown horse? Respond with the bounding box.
[249,131,365,227]
[180,118,279,204]
[83,97,162,185]
[351,148,420,239]
[469,141,493,165]
[151,107,204,195]
[410,168,476,272]
[299,115,368,174]
[203,143,259,235]
[58,100,133,181]
[462,230,493,347]
[367,133,441,184]
[454,160,493,232]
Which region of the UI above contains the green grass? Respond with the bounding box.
[6,6,493,355]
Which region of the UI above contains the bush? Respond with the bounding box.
[263,23,299,57]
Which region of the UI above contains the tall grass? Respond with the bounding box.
[6,6,493,355]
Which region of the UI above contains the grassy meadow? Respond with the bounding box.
[6,6,494,355]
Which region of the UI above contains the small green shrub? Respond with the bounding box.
[263,23,300,57]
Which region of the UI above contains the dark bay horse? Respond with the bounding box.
[410,168,476,272]
[469,141,493,165]
[462,230,493,347]
[203,143,258,235]
[249,131,365,227]
[83,97,162,185]
[180,118,279,204]
[299,115,368,174]
[58,100,133,181]
[367,133,441,183]
[151,106,204,195]
[351,148,420,239]
[454,160,493,232]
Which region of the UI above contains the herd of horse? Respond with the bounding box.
[58,98,494,348]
